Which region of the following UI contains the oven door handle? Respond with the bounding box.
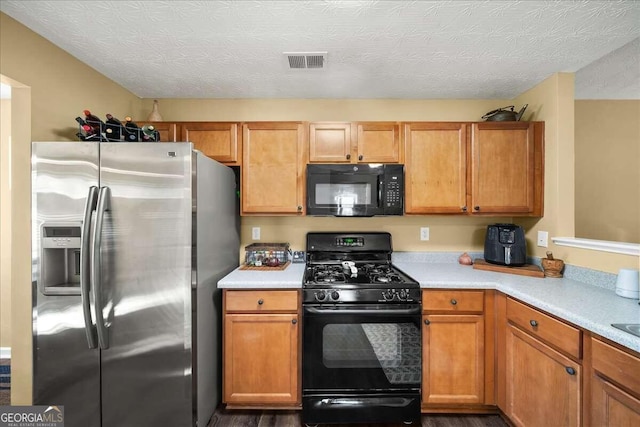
[319,397,415,408]
[304,305,421,315]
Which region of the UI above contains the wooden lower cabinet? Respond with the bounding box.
[422,314,484,405]
[421,290,494,409]
[500,296,583,427]
[223,290,300,406]
[505,324,581,426]
[590,338,640,426]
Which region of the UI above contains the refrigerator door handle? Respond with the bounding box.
[92,186,111,349]
[81,186,99,349]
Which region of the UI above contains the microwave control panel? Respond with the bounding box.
[383,166,404,214]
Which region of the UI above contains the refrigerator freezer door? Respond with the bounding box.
[32,142,101,427]
[98,143,194,427]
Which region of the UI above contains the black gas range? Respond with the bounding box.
[302,232,422,426]
[302,232,420,304]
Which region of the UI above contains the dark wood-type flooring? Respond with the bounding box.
[208,408,509,427]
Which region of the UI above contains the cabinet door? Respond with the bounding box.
[471,122,535,214]
[224,313,299,405]
[404,123,468,214]
[180,122,241,165]
[242,122,305,214]
[591,374,640,427]
[506,324,580,427]
[309,122,352,163]
[137,122,177,143]
[356,122,400,163]
[422,314,484,405]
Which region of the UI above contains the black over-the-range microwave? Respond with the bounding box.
[306,164,404,217]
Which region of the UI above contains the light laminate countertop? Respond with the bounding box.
[218,260,640,353]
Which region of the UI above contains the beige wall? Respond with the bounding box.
[575,100,640,243]
[513,74,638,273]
[0,13,141,141]
[0,98,11,349]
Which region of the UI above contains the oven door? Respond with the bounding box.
[303,303,422,392]
[306,164,383,216]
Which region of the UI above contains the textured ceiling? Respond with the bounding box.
[1,0,639,99]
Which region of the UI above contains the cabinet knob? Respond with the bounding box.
[461,206,467,212]
[474,206,480,211]
[565,366,576,376]
[424,319,430,325]
[346,154,351,160]
[358,155,363,161]
[258,299,264,305]
[530,319,538,327]
[292,319,297,325]
[297,205,302,212]
[450,299,457,305]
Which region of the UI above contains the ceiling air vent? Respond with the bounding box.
[284,52,327,69]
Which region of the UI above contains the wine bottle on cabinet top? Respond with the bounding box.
[123,116,141,142]
[83,109,106,141]
[105,113,123,141]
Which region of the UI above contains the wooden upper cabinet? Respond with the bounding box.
[404,122,468,214]
[308,122,400,163]
[309,122,353,163]
[356,122,401,163]
[137,121,177,143]
[471,122,540,215]
[242,122,306,215]
[180,122,241,165]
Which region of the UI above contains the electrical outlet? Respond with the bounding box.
[252,227,261,240]
[537,230,548,247]
[420,227,430,241]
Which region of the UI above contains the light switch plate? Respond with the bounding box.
[537,231,549,247]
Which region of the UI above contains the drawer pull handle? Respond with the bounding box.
[258,299,264,305]
[292,319,297,325]
[450,299,457,305]
[565,367,576,376]
[530,320,538,327]
[424,319,430,325]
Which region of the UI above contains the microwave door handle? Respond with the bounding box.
[81,186,99,349]
[378,177,383,208]
[92,186,111,349]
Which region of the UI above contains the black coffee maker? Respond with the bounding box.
[484,224,527,266]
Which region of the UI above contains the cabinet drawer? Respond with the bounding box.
[592,338,640,397]
[423,290,484,313]
[507,298,581,359]
[225,290,298,312]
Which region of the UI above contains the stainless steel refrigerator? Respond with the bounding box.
[31,142,240,427]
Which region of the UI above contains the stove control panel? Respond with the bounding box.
[306,288,420,303]
[381,288,415,302]
[335,237,365,247]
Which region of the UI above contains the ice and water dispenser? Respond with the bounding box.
[40,224,82,295]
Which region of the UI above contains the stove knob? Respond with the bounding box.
[316,291,326,302]
[331,291,340,301]
[383,289,394,301]
[398,289,407,300]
